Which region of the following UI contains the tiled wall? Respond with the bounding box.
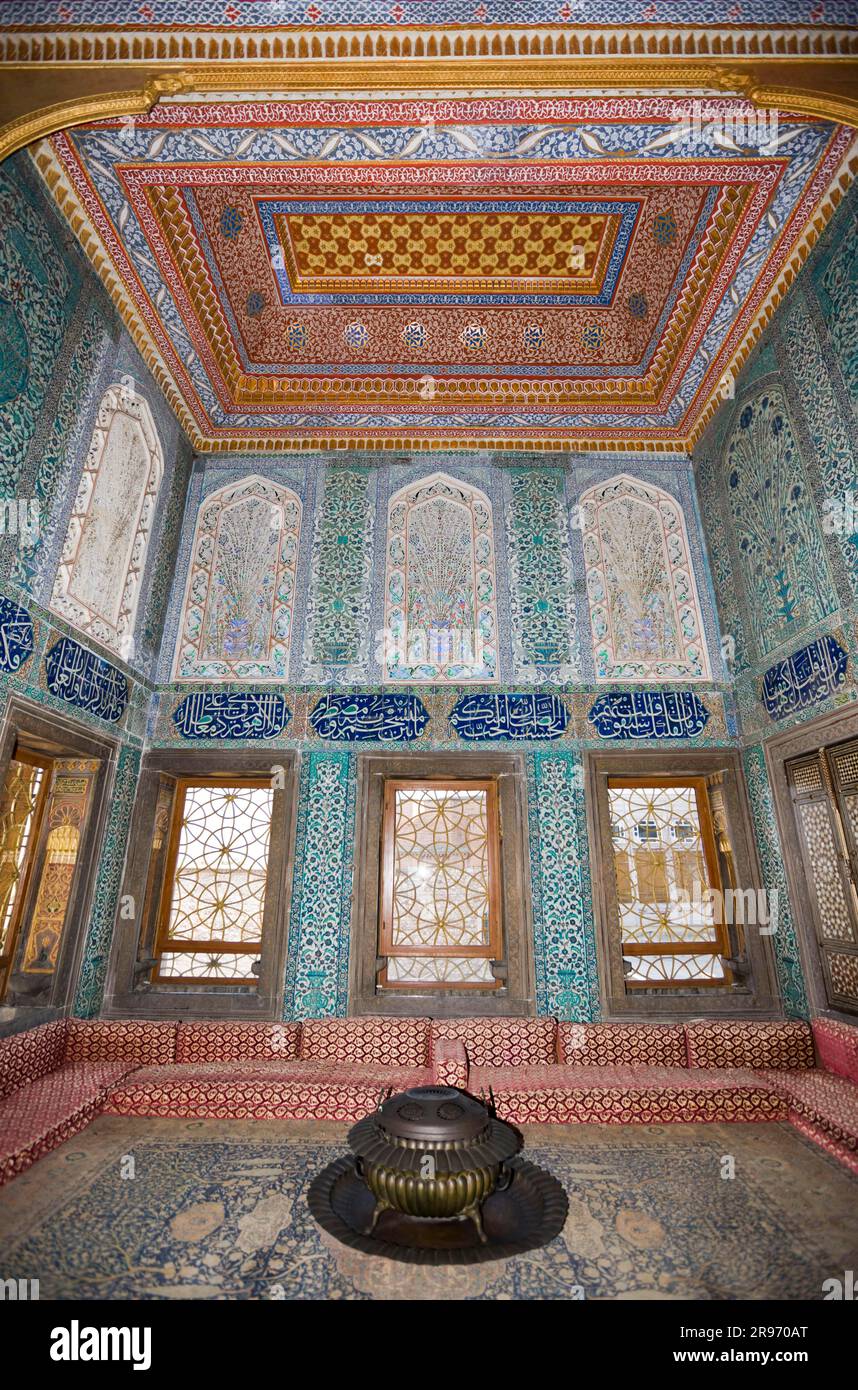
[694,183,858,1017]
[0,151,194,1015]
[6,152,855,1022]
[156,449,729,1021]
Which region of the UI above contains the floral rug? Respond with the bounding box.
[0,1117,856,1300]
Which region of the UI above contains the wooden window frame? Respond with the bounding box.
[762,706,858,1021]
[607,774,731,990]
[350,751,535,1018]
[586,748,781,1020]
[0,695,118,1021]
[105,748,297,1020]
[0,749,51,999]
[378,776,503,992]
[152,774,276,987]
[784,741,858,1016]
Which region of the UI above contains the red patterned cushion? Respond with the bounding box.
[175,1021,301,1064]
[64,1019,178,1066]
[684,1020,814,1070]
[0,1019,67,1100]
[812,1017,858,1086]
[788,1112,858,1177]
[118,1060,429,1089]
[758,1068,858,1150]
[299,1016,430,1067]
[430,1017,557,1068]
[0,1062,130,1187]
[469,1064,786,1125]
[433,1039,469,1090]
[105,1083,383,1123]
[103,1067,425,1123]
[558,1022,686,1067]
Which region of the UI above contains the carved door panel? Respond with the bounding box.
[787,745,858,1013]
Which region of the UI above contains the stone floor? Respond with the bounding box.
[1,1117,856,1300]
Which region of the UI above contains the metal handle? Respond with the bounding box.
[495,1163,514,1192]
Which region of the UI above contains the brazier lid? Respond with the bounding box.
[378,1086,490,1144]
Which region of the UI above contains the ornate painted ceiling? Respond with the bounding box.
[32,91,856,451]
[10,0,857,452]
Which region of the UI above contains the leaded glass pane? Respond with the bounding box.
[0,760,44,958]
[391,786,490,951]
[386,956,495,985]
[609,783,722,985]
[624,953,726,984]
[165,784,273,948]
[158,952,259,981]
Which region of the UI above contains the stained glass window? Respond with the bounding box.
[172,475,301,683]
[382,473,498,684]
[50,384,163,661]
[379,779,502,989]
[154,780,274,985]
[608,778,730,988]
[579,473,711,682]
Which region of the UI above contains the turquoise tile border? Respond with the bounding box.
[527,748,601,1020]
[284,750,356,1019]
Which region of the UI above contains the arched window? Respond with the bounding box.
[50,384,163,659]
[172,474,301,683]
[382,472,498,683]
[580,473,711,682]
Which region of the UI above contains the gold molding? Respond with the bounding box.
[1,23,857,67]
[688,144,858,450]
[10,54,858,454]
[2,57,858,163]
[0,75,189,162]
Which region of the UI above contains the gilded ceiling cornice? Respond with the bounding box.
[687,142,858,450]
[1,22,857,65]
[11,51,858,454]
[2,57,858,164]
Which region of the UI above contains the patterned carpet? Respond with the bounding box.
[0,1117,856,1300]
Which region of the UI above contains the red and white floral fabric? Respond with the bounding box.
[430,1016,557,1068]
[106,1083,383,1123]
[105,1058,430,1120]
[65,1019,178,1066]
[469,1064,787,1125]
[299,1016,431,1067]
[433,1039,469,1090]
[684,1020,814,1070]
[757,1068,858,1151]
[558,1022,686,1068]
[175,1021,301,1064]
[0,1019,67,1100]
[788,1111,858,1177]
[812,1017,858,1087]
[109,1059,429,1088]
[0,1062,131,1186]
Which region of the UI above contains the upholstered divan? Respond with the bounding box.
[0,1018,177,1186]
[1,1014,857,1185]
[105,1017,433,1122]
[441,1019,791,1125]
